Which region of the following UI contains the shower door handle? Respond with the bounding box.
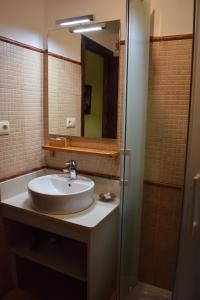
[120,149,132,185]
[192,173,200,233]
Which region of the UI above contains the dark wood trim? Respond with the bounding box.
[144,180,182,190]
[78,169,120,180]
[46,166,120,181]
[102,55,119,138]
[150,34,193,43]
[0,167,46,183]
[119,40,125,45]
[48,52,81,66]
[0,36,83,66]
[0,35,44,53]
[82,35,113,57]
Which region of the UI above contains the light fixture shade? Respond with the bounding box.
[56,15,94,27]
[70,23,106,33]
[73,26,102,33]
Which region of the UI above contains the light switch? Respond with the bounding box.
[66,117,76,128]
[0,121,10,136]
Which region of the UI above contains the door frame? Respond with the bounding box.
[81,35,118,138]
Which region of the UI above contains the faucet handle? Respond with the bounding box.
[63,160,77,179]
[64,161,71,168]
[71,160,77,168]
[64,160,77,168]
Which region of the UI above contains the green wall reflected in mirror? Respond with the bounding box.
[84,50,103,138]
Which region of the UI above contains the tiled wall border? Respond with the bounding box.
[150,33,193,42]
[0,167,46,183]
[46,166,120,180]
[144,180,182,190]
[0,35,123,67]
[0,35,44,53]
[0,167,120,182]
[48,51,81,65]
[119,34,193,45]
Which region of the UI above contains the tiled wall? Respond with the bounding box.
[0,40,44,294]
[0,41,44,181]
[139,184,182,290]
[144,38,193,187]
[48,56,82,136]
[45,150,120,177]
[139,37,193,290]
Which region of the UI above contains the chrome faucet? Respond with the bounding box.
[63,160,77,179]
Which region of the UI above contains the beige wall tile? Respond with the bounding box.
[0,40,44,293]
[140,37,193,290]
[48,56,81,136]
[144,39,193,186]
[0,41,44,181]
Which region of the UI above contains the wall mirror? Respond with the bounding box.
[47,20,120,139]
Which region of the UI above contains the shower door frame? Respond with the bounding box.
[173,0,200,299]
[118,0,150,299]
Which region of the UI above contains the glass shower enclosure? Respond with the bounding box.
[119,0,150,299]
[119,1,200,300]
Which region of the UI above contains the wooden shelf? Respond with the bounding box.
[11,239,87,282]
[42,145,119,158]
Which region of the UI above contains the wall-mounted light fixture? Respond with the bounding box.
[56,15,94,27]
[70,23,106,33]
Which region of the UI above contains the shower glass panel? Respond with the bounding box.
[119,0,150,299]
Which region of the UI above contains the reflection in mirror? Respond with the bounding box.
[48,20,120,139]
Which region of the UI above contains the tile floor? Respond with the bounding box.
[2,283,171,300]
[126,283,172,300]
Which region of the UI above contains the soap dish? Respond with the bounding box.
[99,193,116,202]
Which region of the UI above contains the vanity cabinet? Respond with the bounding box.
[0,169,119,300]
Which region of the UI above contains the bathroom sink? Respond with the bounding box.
[28,174,95,214]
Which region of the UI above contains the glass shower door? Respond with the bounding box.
[119,0,150,299]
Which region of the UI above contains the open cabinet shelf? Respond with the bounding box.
[42,145,119,158]
[11,238,87,282]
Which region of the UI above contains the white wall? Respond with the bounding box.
[151,0,194,36]
[0,0,45,48]
[45,0,126,39]
[0,0,194,49]
[48,28,81,61]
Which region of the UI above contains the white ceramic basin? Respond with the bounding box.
[28,174,95,214]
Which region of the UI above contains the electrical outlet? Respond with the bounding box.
[0,121,10,136]
[66,117,76,128]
